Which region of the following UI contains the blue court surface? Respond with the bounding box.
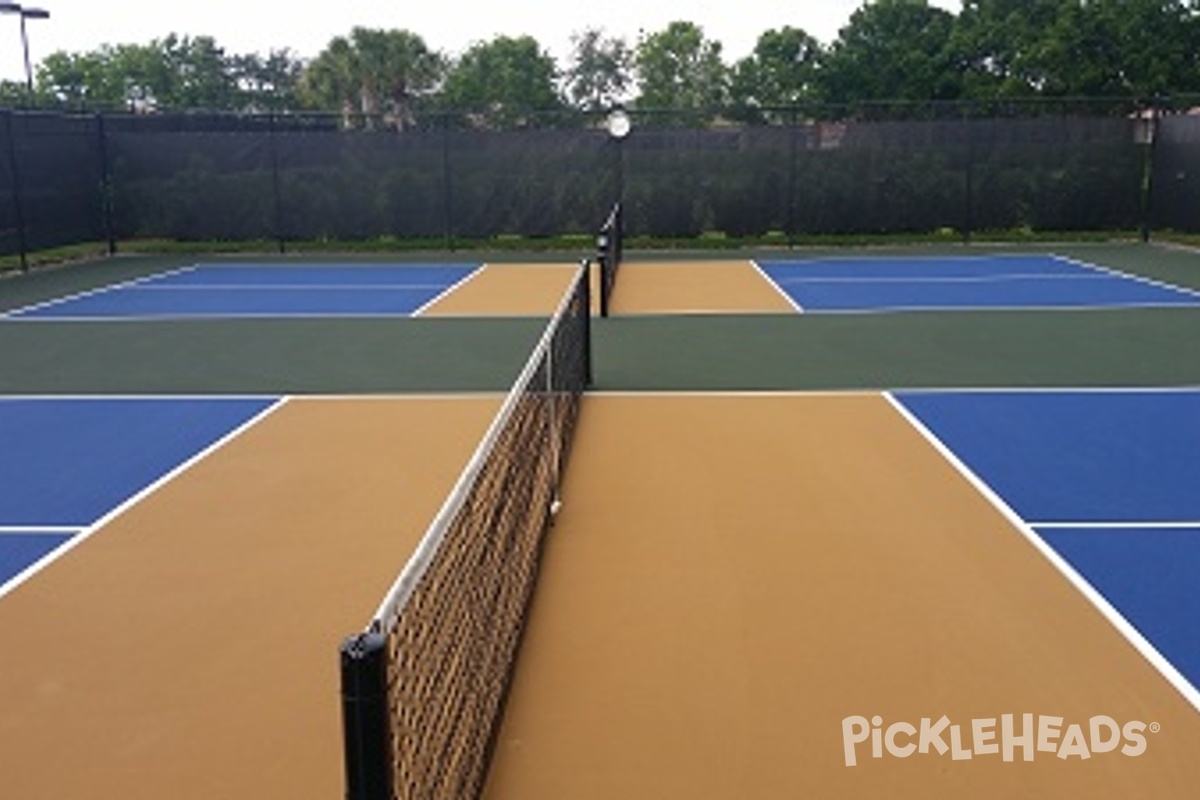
[0,397,277,591]
[3,263,480,320]
[759,254,1200,312]
[897,388,1200,696]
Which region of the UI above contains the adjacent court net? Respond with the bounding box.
[597,201,623,317]
[340,262,592,800]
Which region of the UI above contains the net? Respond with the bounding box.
[340,261,592,800]
[596,201,623,317]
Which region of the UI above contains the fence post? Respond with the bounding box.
[1138,102,1160,244]
[268,112,285,254]
[962,102,975,244]
[3,111,28,271]
[441,113,454,251]
[95,113,117,256]
[787,106,799,248]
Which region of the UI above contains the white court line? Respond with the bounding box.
[770,272,1112,285]
[412,264,488,316]
[756,252,1067,265]
[0,393,279,402]
[1,311,439,322]
[896,385,1200,396]
[749,259,805,313]
[1032,521,1200,531]
[0,526,84,535]
[131,283,455,292]
[1051,253,1200,301]
[885,392,1200,715]
[0,397,288,602]
[776,301,1200,315]
[0,264,201,318]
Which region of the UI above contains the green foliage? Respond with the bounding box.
[819,0,961,104]
[439,35,562,127]
[36,35,303,111]
[14,3,1200,118]
[951,0,1200,99]
[730,27,822,122]
[632,21,728,115]
[300,28,444,127]
[563,29,631,111]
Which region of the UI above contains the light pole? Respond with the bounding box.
[0,3,49,101]
[18,7,48,99]
[0,4,20,107]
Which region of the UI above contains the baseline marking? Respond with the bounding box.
[749,259,804,313]
[1051,253,1200,301]
[412,264,488,316]
[1,264,200,319]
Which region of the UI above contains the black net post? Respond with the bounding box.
[340,631,393,800]
[580,259,593,388]
[596,202,622,317]
[597,228,611,319]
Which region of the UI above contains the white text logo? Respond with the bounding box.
[842,714,1156,767]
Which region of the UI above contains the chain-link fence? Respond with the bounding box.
[2,98,1196,267]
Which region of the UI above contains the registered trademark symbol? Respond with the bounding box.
[1149,722,1161,734]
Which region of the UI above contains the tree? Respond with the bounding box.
[300,28,444,127]
[819,0,961,105]
[633,21,728,115]
[948,0,1065,98]
[38,43,169,109]
[160,35,241,109]
[37,49,129,108]
[729,26,822,121]
[232,50,304,112]
[36,35,301,111]
[563,28,632,111]
[1035,0,1200,97]
[440,35,562,127]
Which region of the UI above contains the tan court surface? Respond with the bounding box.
[3,261,1199,798]
[608,260,798,314]
[422,263,578,316]
[0,396,500,800]
[483,394,1200,799]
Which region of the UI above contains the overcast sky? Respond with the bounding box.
[0,1,961,84]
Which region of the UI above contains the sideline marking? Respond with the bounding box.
[885,391,1200,715]
[0,397,288,601]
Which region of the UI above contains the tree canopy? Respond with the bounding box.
[10,1,1200,121]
